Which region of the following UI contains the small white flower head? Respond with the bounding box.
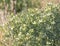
[26,33,30,36]
[48,2,52,6]
[2,23,4,26]
[47,42,51,44]
[35,8,38,10]
[39,19,43,23]
[11,27,13,30]
[18,32,22,36]
[33,21,36,24]
[16,38,19,40]
[51,21,55,24]
[23,24,26,27]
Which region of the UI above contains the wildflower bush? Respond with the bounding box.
[2,4,60,46]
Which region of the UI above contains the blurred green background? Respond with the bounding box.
[0,0,60,46]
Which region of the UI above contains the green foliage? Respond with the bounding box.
[3,4,60,46]
[0,0,41,12]
[16,0,41,12]
[0,0,60,46]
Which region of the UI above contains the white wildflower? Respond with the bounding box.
[39,19,43,23]
[33,21,36,24]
